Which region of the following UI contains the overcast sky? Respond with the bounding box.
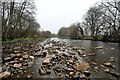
[34,0,102,34]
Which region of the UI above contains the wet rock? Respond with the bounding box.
[94,66,99,72]
[73,46,79,50]
[28,62,33,66]
[95,46,103,49]
[90,62,97,66]
[66,68,74,72]
[82,54,87,57]
[46,69,51,74]
[88,53,96,56]
[2,66,10,71]
[103,63,115,69]
[80,74,86,79]
[69,72,74,76]
[73,63,89,72]
[40,51,47,57]
[25,75,31,78]
[42,58,51,64]
[39,68,46,75]
[83,71,91,76]
[68,60,73,63]
[59,74,64,79]
[4,57,12,62]
[0,67,2,73]
[14,63,22,68]
[56,69,61,72]
[8,60,18,64]
[111,48,115,50]
[74,72,80,79]
[29,56,34,60]
[109,71,120,77]
[22,54,29,59]
[57,53,69,57]
[78,50,84,55]
[18,70,23,73]
[110,57,115,62]
[104,68,110,73]
[0,71,11,78]
[31,72,35,75]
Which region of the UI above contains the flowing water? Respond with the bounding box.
[11,38,120,79]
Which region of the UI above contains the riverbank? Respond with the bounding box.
[2,37,48,43]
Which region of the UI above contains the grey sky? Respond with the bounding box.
[34,0,101,34]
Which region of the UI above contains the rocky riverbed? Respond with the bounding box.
[0,38,120,79]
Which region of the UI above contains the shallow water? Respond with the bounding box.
[11,38,120,79]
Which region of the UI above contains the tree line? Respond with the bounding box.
[58,0,120,42]
[1,0,51,41]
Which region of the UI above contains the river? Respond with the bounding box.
[11,38,120,79]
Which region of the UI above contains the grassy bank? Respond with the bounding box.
[2,37,33,43]
[58,36,120,43]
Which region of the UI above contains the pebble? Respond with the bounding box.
[14,64,22,68]
[29,56,35,60]
[80,74,86,79]
[69,72,74,76]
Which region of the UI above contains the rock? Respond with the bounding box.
[78,50,84,55]
[68,60,73,63]
[82,55,86,57]
[28,62,33,66]
[111,48,115,50]
[96,46,103,49]
[42,58,51,64]
[73,46,79,50]
[94,66,99,72]
[46,69,51,74]
[19,58,23,61]
[14,63,22,68]
[83,71,91,76]
[104,68,110,73]
[57,53,69,57]
[64,74,69,78]
[22,54,29,59]
[90,62,97,65]
[0,71,11,78]
[103,63,115,69]
[29,56,34,60]
[59,75,64,79]
[25,75,31,78]
[39,68,46,75]
[88,53,96,56]
[40,51,47,57]
[8,61,18,64]
[73,63,89,72]
[74,72,80,79]
[66,68,74,72]
[4,57,12,61]
[56,69,61,72]
[31,72,35,75]
[110,57,115,62]
[109,71,120,77]
[69,72,74,76]
[0,67,2,73]
[80,74,86,79]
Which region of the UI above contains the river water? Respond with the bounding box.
[11,38,120,79]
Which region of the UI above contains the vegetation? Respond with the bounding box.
[1,0,52,42]
[58,0,120,42]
